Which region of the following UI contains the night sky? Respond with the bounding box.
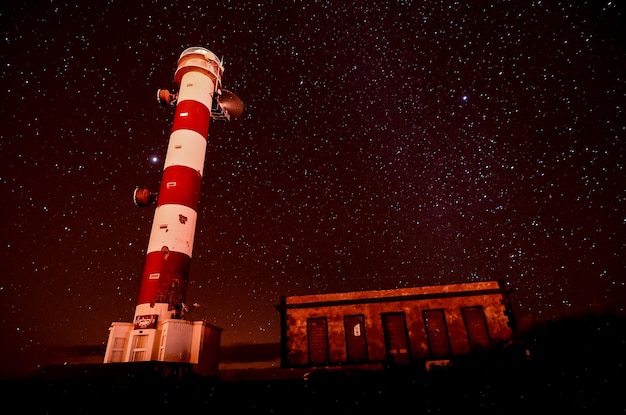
[1,1,624,379]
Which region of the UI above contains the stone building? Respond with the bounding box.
[276,280,516,370]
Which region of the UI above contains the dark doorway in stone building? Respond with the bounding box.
[344,315,368,363]
[462,306,491,351]
[382,312,411,364]
[307,317,329,365]
[424,309,452,358]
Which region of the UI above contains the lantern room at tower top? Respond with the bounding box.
[175,47,224,85]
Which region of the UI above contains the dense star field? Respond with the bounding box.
[1,1,624,379]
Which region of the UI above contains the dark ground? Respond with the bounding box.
[3,313,625,414]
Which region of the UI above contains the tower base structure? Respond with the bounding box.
[103,316,222,377]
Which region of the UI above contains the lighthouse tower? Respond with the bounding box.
[103,47,242,376]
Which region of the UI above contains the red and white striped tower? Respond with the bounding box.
[104,47,241,375]
[135,47,220,322]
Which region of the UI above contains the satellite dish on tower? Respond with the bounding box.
[216,89,244,118]
[210,88,243,122]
